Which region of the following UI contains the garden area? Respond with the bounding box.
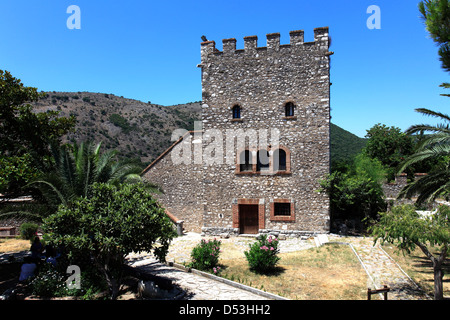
[169,234,369,300]
[1,233,370,300]
[217,240,368,300]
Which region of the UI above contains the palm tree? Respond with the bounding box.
[397,108,450,203]
[28,141,159,217]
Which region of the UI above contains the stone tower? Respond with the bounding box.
[198,27,332,237]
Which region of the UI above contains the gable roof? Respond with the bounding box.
[141,130,201,175]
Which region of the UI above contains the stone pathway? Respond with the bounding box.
[126,232,430,300]
[334,235,430,300]
[128,257,276,300]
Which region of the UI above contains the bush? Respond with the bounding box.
[30,263,105,299]
[189,238,222,273]
[244,234,280,274]
[30,264,69,298]
[20,222,39,240]
[42,182,177,299]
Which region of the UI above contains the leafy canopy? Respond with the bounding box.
[0,70,75,167]
[42,182,177,299]
[419,0,450,73]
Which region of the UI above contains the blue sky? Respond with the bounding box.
[0,0,448,138]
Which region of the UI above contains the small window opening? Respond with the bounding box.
[257,150,270,171]
[285,102,295,117]
[232,105,241,119]
[274,149,287,171]
[239,150,252,172]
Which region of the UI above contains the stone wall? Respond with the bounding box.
[142,132,203,233]
[382,174,408,199]
[199,28,332,236]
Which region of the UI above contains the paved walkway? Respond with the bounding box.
[126,232,431,300]
[336,236,430,300]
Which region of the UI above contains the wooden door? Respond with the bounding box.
[239,204,259,234]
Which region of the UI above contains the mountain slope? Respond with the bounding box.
[34,92,201,164]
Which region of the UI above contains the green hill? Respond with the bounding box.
[330,123,367,166]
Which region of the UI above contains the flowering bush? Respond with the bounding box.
[30,264,71,298]
[189,238,222,273]
[244,234,280,273]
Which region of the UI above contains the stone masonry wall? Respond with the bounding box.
[199,28,332,236]
[142,132,203,233]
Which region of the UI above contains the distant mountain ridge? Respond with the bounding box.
[33,92,366,166]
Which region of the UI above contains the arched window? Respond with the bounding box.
[239,150,252,172]
[285,102,295,117]
[232,105,241,119]
[256,149,270,172]
[273,148,287,171]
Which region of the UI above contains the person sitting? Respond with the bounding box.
[30,236,44,261]
[44,245,57,267]
[19,256,37,282]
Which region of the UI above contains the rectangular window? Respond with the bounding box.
[270,200,295,222]
[274,203,291,216]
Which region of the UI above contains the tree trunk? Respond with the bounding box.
[416,241,447,300]
[434,266,444,300]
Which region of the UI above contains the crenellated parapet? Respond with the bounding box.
[200,27,332,62]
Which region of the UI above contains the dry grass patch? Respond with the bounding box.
[219,243,368,300]
[0,238,30,253]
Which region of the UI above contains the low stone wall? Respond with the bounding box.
[201,226,324,239]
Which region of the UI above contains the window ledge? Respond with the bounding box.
[282,116,297,120]
[235,171,292,176]
[270,216,295,222]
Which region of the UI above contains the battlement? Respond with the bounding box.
[200,27,331,61]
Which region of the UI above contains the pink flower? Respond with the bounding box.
[270,247,274,251]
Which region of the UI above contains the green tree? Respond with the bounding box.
[0,153,40,194]
[318,152,386,228]
[364,124,415,181]
[42,182,177,299]
[419,0,450,73]
[369,204,450,300]
[397,108,450,203]
[0,70,75,174]
[28,141,155,218]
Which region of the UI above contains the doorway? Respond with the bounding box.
[238,204,259,234]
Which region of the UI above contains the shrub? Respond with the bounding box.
[42,182,177,299]
[30,263,105,299]
[20,222,39,240]
[30,264,69,297]
[189,238,222,273]
[244,234,280,274]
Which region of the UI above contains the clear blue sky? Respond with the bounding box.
[0,0,448,137]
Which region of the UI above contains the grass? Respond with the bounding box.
[0,238,30,253]
[218,243,368,300]
[382,244,450,299]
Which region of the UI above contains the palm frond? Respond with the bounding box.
[414,108,450,122]
[398,168,450,204]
